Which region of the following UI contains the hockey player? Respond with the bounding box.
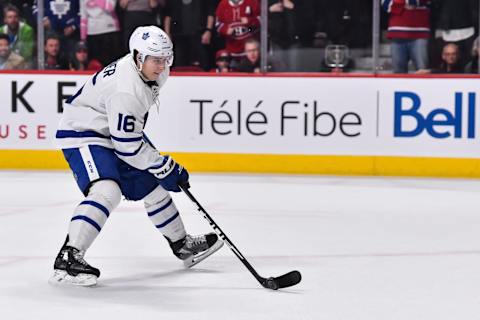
[50,25,223,286]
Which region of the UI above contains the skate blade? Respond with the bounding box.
[49,270,98,287]
[183,239,224,268]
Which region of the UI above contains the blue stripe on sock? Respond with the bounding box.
[155,211,179,229]
[71,215,101,232]
[147,198,173,217]
[80,200,110,217]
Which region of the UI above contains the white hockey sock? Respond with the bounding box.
[144,186,186,242]
[68,180,121,251]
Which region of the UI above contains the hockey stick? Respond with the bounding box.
[180,184,301,290]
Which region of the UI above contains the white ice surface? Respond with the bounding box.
[1,171,480,319]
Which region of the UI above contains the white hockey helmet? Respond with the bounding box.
[129,25,173,66]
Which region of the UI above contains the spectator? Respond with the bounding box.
[212,49,231,72]
[324,0,373,49]
[216,0,260,58]
[33,0,81,55]
[119,0,163,50]
[434,43,464,73]
[163,0,216,71]
[234,38,260,72]
[233,38,285,72]
[42,34,68,70]
[0,4,34,68]
[8,1,35,28]
[465,37,479,74]
[382,0,430,73]
[431,0,478,69]
[68,40,102,71]
[268,0,315,71]
[0,32,25,69]
[418,43,463,74]
[80,0,123,66]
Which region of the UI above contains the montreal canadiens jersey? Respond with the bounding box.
[56,53,169,170]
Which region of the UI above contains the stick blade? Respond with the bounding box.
[263,270,302,290]
[276,270,301,289]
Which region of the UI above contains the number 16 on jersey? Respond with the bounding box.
[117,113,136,133]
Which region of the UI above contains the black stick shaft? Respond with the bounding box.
[180,186,265,284]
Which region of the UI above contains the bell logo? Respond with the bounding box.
[393,91,476,139]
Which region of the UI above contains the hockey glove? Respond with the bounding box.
[148,155,189,192]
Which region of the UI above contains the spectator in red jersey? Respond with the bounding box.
[215,0,260,59]
[212,49,231,73]
[382,0,431,73]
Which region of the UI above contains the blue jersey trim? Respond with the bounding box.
[111,135,143,142]
[65,85,84,104]
[71,215,101,232]
[80,200,110,217]
[143,133,156,148]
[147,198,173,217]
[56,130,110,139]
[114,142,143,157]
[92,71,100,85]
[155,211,179,229]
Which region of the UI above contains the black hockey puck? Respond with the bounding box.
[265,277,279,290]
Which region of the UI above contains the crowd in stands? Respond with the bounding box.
[0,0,478,74]
[382,0,479,74]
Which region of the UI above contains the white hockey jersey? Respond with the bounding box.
[56,53,168,170]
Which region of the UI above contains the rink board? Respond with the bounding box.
[2,149,480,178]
[1,72,480,177]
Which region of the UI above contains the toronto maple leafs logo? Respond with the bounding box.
[50,0,71,19]
[142,32,150,40]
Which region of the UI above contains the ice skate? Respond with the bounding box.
[49,245,100,287]
[169,232,224,268]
